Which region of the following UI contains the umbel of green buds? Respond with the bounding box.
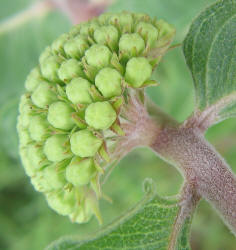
[17,11,175,224]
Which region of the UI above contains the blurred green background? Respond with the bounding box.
[1,0,236,249]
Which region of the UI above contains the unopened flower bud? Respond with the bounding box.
[125,57,152,87]
[27,144,45,170]
[25,67,41,92]
[66,77,92,104]
[95,67,122,98]
[80,21,99,36]
[18,127,32,146]
[31,172,49,192]
[44,134,71,162]
[43,164,67,190]
[119,33,145,58]
[29,115,49,142]
[46,190,75,216]
[51,33,69,54]
[155,19,175,48]
[19,102,32,128]
[66,157,96,186]
[85,44,112,68]
[70,129,102,157]
[47,102,75,130]
[31,81,57,108]
[98,12,113,24]
[39,46,52,65]
[40,55,62,82]
[64,36,89,59]
[71,189,101,224]
[58,59,84,83]
[85,101,117,130]
[109,12,133,29]
[94,25,118,48]
[135,22,158,48]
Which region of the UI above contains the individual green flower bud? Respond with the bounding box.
[30,172,44,191]
[25,67,41,92]
[64,36,89,59]
[68,23,81,37]
[80,21,99,35]
[44,134,71,162]
[27,144,45,170]
[109,12,133,28]
[31,171,54,192]
[70,193,98,223]
[135,22,158,48]
[20,148,36,176]
[19,102,32,128]
[119,33,145,56]
[70,129,102,157]
[66,157,95,186]
[155,19,175,48]
[40,55,62,82]
[98,12,113,24]
[47,101,74,130]
[66,77,92,105]
[46,190,75,216]
[94,25,118,47]
[39,46,52,65]
[18,127,32,146]
[85,101,116,130]
[43,164,66,190]
[19,94,30,113]
[51,33,69,54]
[85,44,112,69]
[156,19,175,38]
[95,67,122,98]
[31,81,57,108]
[29,115,49,142]
[58,59,84,83]
[70,206,93,224]
[125,57,152,87]
[81,190,102,224]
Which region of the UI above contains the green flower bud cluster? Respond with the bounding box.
[17,11,175,224]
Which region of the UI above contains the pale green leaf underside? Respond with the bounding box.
[183,0,236,120]
[46,180,191,250]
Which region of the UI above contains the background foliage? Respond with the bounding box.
[0,0,236,249]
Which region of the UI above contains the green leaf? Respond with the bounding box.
[183,0,236,122]
[46,180,191,250]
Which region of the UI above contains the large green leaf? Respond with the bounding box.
[183,0,236,122]
[46,180,191,250]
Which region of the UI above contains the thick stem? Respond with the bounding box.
[151,125,236,235]
[168,182,200,250]
[113,93,236,236]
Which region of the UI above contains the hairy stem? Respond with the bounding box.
[150,124,236,235]
[168,182,200,250]
[114,93,236,238]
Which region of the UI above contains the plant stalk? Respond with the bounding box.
[150,122,236,236]
[116,93,236,238]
